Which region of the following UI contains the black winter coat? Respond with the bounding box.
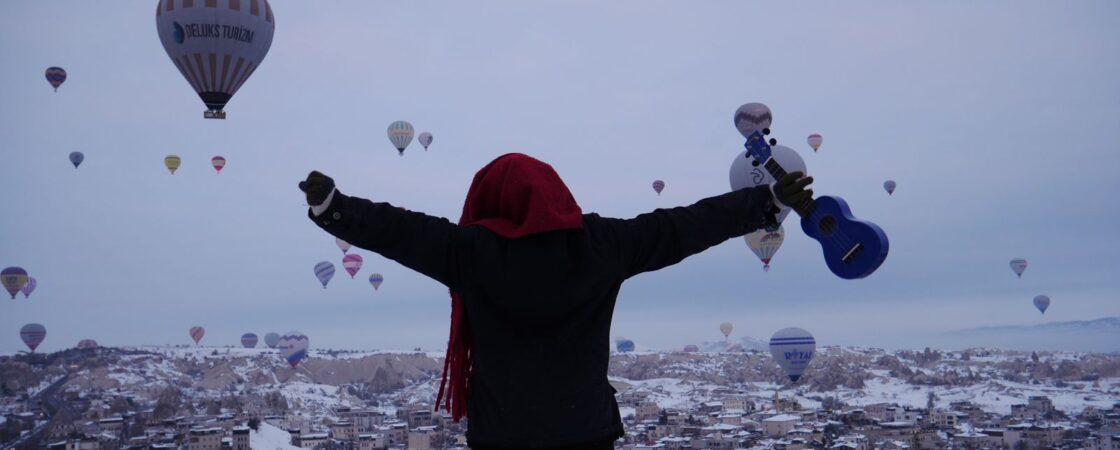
[309,186,779,448]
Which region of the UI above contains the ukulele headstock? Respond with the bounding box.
[736,102,778,165]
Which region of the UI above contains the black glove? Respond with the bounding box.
[773,171,814,217]
[298,171,335,207]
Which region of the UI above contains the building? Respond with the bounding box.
[297,432,328,449]
[407,426,442,450]
[231,426,249,450]
[763,414,801,437]
[356,433,387,450]
[188,428,224,450]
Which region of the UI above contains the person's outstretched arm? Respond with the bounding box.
[300,171,466,289]
[599,173,812,279]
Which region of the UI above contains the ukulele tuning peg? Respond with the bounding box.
[751,160,760,167]
[763,128,771,135]
[769,138,778,146]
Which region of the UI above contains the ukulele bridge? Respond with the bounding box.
[842,243,864,264]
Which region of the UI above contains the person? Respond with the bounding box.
[299,153,813,449]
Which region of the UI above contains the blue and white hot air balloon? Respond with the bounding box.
[278,331,309,368]
[769,327,816,383]
[1010,258,1028,278]
[69,152,84,169]
[730,146,806,229]
[616,339,635,353]
[1033,295,1050,314]
[314,261,335,288]
[387,121,414,156]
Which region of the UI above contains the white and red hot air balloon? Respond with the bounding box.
[652,180,665,196]
[212,156,226,173]
[342,254,363,278]
[189,326,205,345]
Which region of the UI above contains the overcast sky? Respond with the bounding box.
[2,1,1118,353]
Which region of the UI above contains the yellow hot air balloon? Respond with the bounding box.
[165,155,182,174]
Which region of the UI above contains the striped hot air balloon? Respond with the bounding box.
[212,156,226,173]
[314,261,334,288]
[652,180,665,195]
[342,254,363,278]
[277,331,308,368]
[241,333,258,348]
[45,67,67,91]
[418,131,433,150]
[21,277,37,298]
[20,323,47,352]
[769,327,816,383]
[387,121,414,156]
[807,133,823,152]
[368,273,384,291]
[189,326,205,345]
[77,339,99,350]
[2,267,28,299]
[156,0,276,119]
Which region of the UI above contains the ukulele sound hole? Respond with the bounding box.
[818,216,837,235]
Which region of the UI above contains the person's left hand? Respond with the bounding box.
[298,171,335,206]
[773,171,814,217]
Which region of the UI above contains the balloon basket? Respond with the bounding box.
[204,110,227,120]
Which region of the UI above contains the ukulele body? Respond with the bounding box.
[799,195,889,279]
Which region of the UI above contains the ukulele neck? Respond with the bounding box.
[762,157,816,216]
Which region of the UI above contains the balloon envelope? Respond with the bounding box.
[241,333,258,348]
[745,226,785,270]
[21,277,37,298]
[189,326,205,344]
[733,103,772,138]
[336,238,351,254]
[769,327,816,383]
[45,67,66,91]
[165,155,181,174]
[683,345,699,353]
[730,146,806,228]
[369,273,384,291]
[21,323,47,352]
[616,339,635,353]
[652,180,665,195]
[77,339,98,350]
[387,121,415,155]
[342,254,363,278]
[155,0,275,117]
[720,322,733,338]
[807,133,823,151]
[1033,295,1050,314]
[264,332,281,349]
[418,131,433,150]
[212,156,226,173]
[883,180,896,195]
[69,151,84,168]
[2,267,29,299]
[278,331,309,368]
[314,261,335,288]
[1010,258,1028,278]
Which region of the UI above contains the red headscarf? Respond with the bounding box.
[436,153,583,421]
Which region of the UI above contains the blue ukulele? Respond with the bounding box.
[736,104,889,279]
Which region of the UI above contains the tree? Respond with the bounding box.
[248,417,261,431]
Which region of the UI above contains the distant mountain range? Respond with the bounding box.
[941,317,1120,352]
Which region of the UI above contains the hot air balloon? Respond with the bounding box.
[76,339,98,350]
[20,324,47,352]
[278,331,309,368]
[720,322,733,339]
[241,333,258,348]
[165,155,181,174]
[45,67,67,92]
[807,134,823,152]
[616,339,635,353]
[1010,258,1028,278]
[69,152,84,169]
[368,273,384,291]
[769,327,815,383]
[156,0,275,119]
[342,254,363,278]
[730,145,807,229]
[745,226,785,271]
[733,103,772,137]
[2,267,28,299]
[189,326,205,345]
[418,132,433,150]
[21,277,36,299]
[314,261,335,288]
[387,121,414,156]
[212,156,226,173]
[1033,295,1050,314]
[336,238,351,254]
[683,345,699,353]
[264,332,280,349]
[652,180,665,196]
[883,180,896,196]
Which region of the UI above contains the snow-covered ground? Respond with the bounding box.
[250,422,301,450]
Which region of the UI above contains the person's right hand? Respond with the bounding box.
[298,171,335,206]
[773,171,814,217]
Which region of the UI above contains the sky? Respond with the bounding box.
[1,1,1118,353]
